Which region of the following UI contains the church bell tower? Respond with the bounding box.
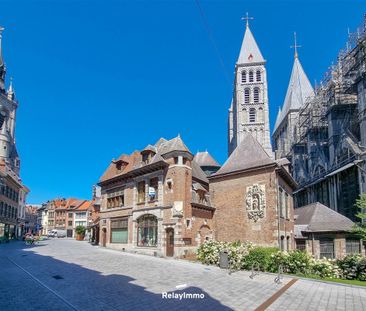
[228,14,272,157]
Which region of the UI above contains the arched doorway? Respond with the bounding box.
[166,228,174,257]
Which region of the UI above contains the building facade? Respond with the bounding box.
[210,134,297,250]
[98,136,215,258]
[0,27,29,241]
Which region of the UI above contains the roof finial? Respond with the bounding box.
[290,32,301,59]
[241,12,254,28]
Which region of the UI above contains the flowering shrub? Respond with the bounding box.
[312,258,340,279]
[196,240,252,269]
[337,254,366,281]
[197,240,365,282]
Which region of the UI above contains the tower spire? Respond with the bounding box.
[241,12,254,28]
[0,26,4,66]
[290,32,301,59]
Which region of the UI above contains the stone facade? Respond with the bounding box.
[98,136,215,258]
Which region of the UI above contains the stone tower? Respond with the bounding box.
[228,17,272,157]
[0,27,20,176]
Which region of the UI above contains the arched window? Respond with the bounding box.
[253,88,260,103]
[256,70,261,82]
[249,108,256,123]
[244,88,250,104]
[241,71,247,83]
[249,71,254,82]
[137,214,158,247]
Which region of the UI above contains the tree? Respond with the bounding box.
[352,194,366,240]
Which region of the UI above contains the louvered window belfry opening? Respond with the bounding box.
[244,89,250,104]
[253,88,259,103]
[249,108,256,123]
[249,71,254,82]
[256,70,261,82]
[241,71,246,83]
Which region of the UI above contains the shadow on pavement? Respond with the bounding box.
[0,241,233,311]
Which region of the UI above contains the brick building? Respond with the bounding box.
[210,134,297,250]
[294,202,364,259]
[98,136,215,257]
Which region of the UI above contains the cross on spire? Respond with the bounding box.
[241,12,254,28]
[290,32,302,59]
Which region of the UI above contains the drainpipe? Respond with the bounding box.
[312,232,315,257]
[275,173,281,249]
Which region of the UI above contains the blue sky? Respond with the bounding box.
[0,0,364,203]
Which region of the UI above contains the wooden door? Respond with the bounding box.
[166,228,174,257]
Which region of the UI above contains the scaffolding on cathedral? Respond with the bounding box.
[290,15,366,220]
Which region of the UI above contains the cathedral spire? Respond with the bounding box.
[237,14,264,65]
[7,77,15,100]
[0,26,4,67]
[274,39,314,132]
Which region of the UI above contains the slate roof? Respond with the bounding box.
[274,57,314,132]
[237,25,265,65]
[191,160,209,184]
[294,202,354,234]
[99,136,194,183]
[211,133,274,177]
[194,151,220,168]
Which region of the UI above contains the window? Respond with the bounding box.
[285,193,289,219]
[244,88,250,104]
[296,240,306,251]
[68,213,73,218]
[149,177,159,201]
[249,108,256,123]
[249,71,254,82]
[111,218,128,243]
[137,181,145,203]
[241,71,247,83]
[256,70,261,82]
[346,239,360,254]
[253,88,259,103]
[320,238,334,259]
[68,221,73,226]
[137,215,157,247]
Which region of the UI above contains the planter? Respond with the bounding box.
[76,234,85,241]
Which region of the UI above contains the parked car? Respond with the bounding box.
[48,229,66,238]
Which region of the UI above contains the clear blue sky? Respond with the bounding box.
[0,0,364,203]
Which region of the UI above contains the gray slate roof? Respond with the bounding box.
[211,133,274,177]
[192,160,209,184]
[157,136,191,155]
[237,25,264,64]
[194,151,220,168]
[294,202,354,233]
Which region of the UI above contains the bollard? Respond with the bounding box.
[274,265,283,284]
[249,262,260,279]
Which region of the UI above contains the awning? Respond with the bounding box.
[325,162,355,177]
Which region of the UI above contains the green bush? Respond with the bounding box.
[243,247,278,271]
[337,254,366,281]
[287,250,313,274]
[75,225,86,236]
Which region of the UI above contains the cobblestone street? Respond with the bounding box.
[0,239,365,311]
